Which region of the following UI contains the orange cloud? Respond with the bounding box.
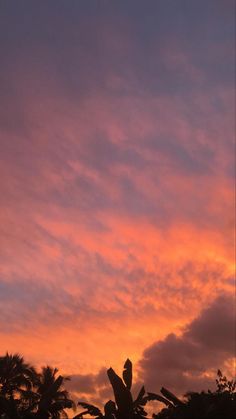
[0,3,234,410]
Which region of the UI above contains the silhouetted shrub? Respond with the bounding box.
[153,370,236,419]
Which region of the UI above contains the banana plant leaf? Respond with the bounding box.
[107,367,133,416]
[123,359,132,391]
[160,387,184,407]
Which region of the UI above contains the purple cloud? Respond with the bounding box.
[139,294,235,394]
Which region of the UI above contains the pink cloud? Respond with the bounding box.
[0,3,234,405]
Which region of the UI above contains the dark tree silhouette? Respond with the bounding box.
[0,353,38,418]
[0,354,235,419]
[153,370,236,419]
[33,366,75,419]
[0,354,74,419]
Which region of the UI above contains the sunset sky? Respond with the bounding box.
[0,0,235,410]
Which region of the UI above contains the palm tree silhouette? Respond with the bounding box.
[0,352,37,418]
[35,366,75,419]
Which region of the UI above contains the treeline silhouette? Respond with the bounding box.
[0,354,235,419]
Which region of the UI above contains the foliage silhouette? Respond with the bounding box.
[0,354,235,419]
[76,359,175,419]
[34,366,75,419]
[76,361,236,419]
[153,370,236,419]
[0,354,74,419]
[0,353,38,418]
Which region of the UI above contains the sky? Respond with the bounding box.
[0,0,235,411]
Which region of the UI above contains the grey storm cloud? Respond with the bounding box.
[138,294,235,395]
